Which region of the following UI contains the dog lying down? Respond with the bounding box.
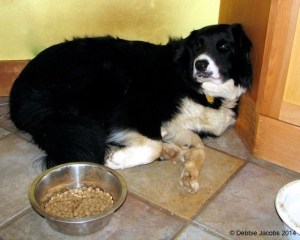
[161,128,205,193]
[10,24,252,194]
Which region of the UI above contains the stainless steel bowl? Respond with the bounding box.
[28,162,127,235]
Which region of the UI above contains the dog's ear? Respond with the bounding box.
[231,24,253,89]
[172,30,201,75]
[170,38,191,75]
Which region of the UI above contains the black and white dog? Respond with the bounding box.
[10,24,252,169]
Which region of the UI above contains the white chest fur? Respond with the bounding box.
[162,97,237,138]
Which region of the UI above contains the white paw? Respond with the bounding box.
[105,150,128,169]
[180,177,200,194]
[105,145,160,169]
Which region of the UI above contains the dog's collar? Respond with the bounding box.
[206,95,215,103]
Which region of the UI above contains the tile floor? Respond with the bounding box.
[0,96,299,240]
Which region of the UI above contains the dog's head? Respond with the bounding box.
[177,24,252,98]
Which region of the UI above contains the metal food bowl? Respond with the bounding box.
[28,162,127,235]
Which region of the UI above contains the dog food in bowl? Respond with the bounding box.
[44,186,114,218]
[29,162,127,235]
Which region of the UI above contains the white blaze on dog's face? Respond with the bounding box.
[193,52,246,99]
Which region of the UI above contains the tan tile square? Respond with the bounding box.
[0,194,185,240]
[117,147,244,220]
[195,163,296,239]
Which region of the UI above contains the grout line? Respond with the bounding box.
[0,132,12,141]
[205,144,250,163]
[124,192,199,240]
[167,222,189,240]
[189,161,247,221]
[191,221,232,240]
[126,191,189,222]
[127,187,235,240]
[249,156,300,179]
[168,221,231,240]
[125,191,193,240]
[0,206,32,230]
[122,152,249,239]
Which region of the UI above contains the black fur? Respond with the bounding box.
[9,24,252,168]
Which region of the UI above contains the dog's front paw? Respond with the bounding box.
[180,168,200,194]
[161,143,182,163]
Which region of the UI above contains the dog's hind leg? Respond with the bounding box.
[105,130,162,169]
[30,117,107,168]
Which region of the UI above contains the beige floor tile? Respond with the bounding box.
[203,127,250,160]
[0,106,8,120]
[117,147,244,220]
[0,103,18,133]
[0,134,45,226]
[0,127,10,139]
[174,224,224,240]
[0,194,185,240]
[0,98,9,119]
[0,103,33,141]
[250,155,300,179]
[195,163,297,239]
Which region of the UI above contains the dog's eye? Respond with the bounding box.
[217,42,230,52]
[220,44,227,49]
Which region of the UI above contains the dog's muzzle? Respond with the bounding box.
[194,60,212,79]
[193,54,222,84]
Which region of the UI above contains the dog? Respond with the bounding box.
[9,24,252,183]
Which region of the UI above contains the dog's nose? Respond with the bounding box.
[195,60,209,71]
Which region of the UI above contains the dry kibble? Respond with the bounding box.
[44,186,114,218]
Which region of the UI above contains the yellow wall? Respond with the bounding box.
[0,0,220,60]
